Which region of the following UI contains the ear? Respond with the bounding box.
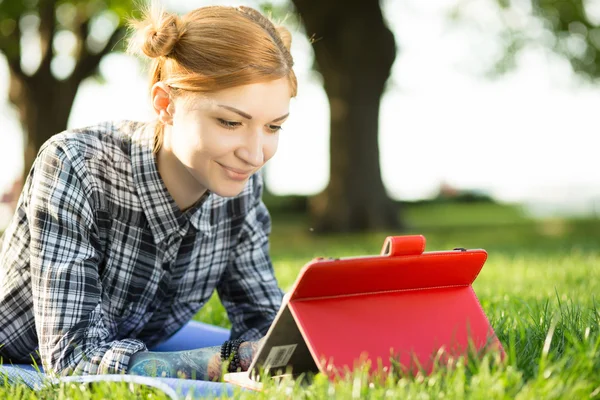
[151,82,174,125]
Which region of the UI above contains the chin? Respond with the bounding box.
[209,181,249,198]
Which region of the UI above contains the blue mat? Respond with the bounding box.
[0,321,237,399]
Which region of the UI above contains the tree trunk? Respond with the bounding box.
[4,16,125,182]
[291,0,402,232]
[9,71,79,181]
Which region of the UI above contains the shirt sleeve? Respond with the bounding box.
[217,173,284,341]
[27,139,147,376]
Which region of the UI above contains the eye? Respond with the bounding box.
[266,125,282,134]
[217,118,242,130]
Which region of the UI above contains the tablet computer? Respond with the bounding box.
[225,235,503,390]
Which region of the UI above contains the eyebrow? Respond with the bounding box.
[218,104,289,123]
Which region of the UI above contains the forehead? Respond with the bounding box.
[184,78,291,118]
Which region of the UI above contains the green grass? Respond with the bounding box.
[2,202,600,398]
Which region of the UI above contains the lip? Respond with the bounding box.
[218,163,254,181]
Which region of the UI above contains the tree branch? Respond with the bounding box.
[37,0,58,77]
[73,18,90,67]
[71,25,126,84]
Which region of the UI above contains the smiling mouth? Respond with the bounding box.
[219,164,253,174]
[217,163,254,180]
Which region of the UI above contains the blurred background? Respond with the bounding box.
[1,0,599,237]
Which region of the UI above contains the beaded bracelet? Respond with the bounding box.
[220,338,245,372]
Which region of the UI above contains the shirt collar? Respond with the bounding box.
[185,190,215,234]
[130,123,214,244]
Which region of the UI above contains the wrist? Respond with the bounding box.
[221,338,245,373]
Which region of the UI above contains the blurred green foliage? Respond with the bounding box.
[451,0,600,80]
[0,0,139,66]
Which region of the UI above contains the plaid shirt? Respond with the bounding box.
[0,121,283,376]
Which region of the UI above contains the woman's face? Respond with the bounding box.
[167,78,291,198]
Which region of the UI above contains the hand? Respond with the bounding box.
[236,338,264,371]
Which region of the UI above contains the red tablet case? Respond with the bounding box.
[225,235,504,388]
[285,235,503,378]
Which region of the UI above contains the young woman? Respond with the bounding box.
[0,4,296,382]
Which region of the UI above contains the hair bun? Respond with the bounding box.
[141,11,182,58]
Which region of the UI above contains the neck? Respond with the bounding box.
[156,126,207,211]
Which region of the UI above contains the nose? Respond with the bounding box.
[237,128,264,167]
